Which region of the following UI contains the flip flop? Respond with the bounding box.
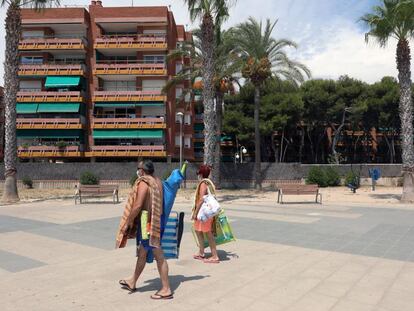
[203,258,220,264]
[193,254,205,260]
[150,292,173,300]
[119,280,136,293]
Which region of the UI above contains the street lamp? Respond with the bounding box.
[240,146,247,163]
[235,153,240,163]
[176,112,184,171]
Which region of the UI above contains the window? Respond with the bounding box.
[184,93,191,103]
[143,55,165,64]
[103,80,136,91]
[19,80,42,92]
[176,62,183,73]
[21,56,43,65]
[142,80,166,91]
[175,135,181,146]
[184,137,191,148]
[176,87,183,99]
[22,30,44,39]
[184,114,191,125]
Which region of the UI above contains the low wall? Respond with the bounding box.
[0,163,403,188]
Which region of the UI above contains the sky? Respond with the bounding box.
[0,0,405,84]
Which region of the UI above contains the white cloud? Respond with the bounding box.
[297,24,401,84]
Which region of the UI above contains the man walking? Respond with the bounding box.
[116,160,173,300]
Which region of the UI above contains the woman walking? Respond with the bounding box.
[192,164,220,263]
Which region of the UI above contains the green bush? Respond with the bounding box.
[344,171,360,188]
[21,176,33,189]
[80,171,99,185]
[325,167,341,187]
[306,166,327,187]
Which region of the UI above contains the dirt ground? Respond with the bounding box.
[0,185,406,206]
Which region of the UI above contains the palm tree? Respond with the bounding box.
[233,17,311,189]
[183,0,235,171]
[1,0,59,203]
[164,28,239,187]
[361,0,414,202]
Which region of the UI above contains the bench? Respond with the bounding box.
[75,184,119,204]
[276,184,322,204]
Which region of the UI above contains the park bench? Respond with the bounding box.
[75,184,119,204]
[276,184,322,204]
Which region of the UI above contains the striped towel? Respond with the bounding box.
[161,212,185,259]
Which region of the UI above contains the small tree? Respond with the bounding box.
[80,171,99,185]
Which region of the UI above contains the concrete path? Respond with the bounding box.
[1,198,414,310]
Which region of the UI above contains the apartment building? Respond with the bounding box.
[16,1,200,162]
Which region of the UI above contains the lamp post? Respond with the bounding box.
[235,153,240,163]
[240,146,247,163]
[176,112,184,171]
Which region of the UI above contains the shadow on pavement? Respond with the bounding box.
[137,274,209,293]
[369,193,401,200]
[217,250,239,261]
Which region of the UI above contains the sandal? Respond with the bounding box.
[203,258,220,264]
[150,292,173,300]
[119,280,136,293]
[193,254,205,260]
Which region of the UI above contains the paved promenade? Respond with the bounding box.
[1,195,414,310]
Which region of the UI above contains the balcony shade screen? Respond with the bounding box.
[37,103,80,113]
[194,124,205,131]
[17,129,82,138]
[94,102,164,108]
[16,103,38,114]
[93,130,163,139]
[45,76,81,88]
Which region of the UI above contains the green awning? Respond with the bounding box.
[194,124,204,131]
[17,129,82,139]
[94,102,164,108]
[93,130,163,139]
[17,103,38,114]
[45,76,80,88]
[37,103,80,113]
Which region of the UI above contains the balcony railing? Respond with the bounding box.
[94,34,167,50]
[86,145,166,157]
[92,117,166,129]
[18,145,81,157]
[19,63,85,76]
[94,60,166,75]
[17,118,83,129]
[93,88,166,102]
[19,35,87,50]
[17,90,84,102]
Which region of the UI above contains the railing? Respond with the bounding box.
[19,35,87,50]
[94,60,166,75]
[19,63,85,76]
[96,59,165,65]
[91,145,165,152]
[20,59,85,65]
[17,90,84,102]
[18,145,81,157]
[94,34,167,49]
[92,117,166,129]
[87,145,166,157]
[17,118,83,129]
[93,88,165,102]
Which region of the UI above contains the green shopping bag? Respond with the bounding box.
[192,210,236,248]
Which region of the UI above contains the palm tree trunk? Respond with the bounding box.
[2,3,21,203]
[212,93,223,188]
[254,86,261,190]
[396,39,414,202]
[201,14,216,168]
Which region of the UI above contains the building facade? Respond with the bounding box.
[16,1,200,162]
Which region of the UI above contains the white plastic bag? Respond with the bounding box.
[197,187,221,222]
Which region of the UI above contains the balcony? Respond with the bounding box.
[17,90,84,103]
[92,117,166,129]
[19,62,85,76]
[94,34,167,50]
[17,118,83,130]
[18,145,81,158]
[86,145,166,157]
[19,36,87,51]
[93,88,166,102]
[94,60,166,76]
